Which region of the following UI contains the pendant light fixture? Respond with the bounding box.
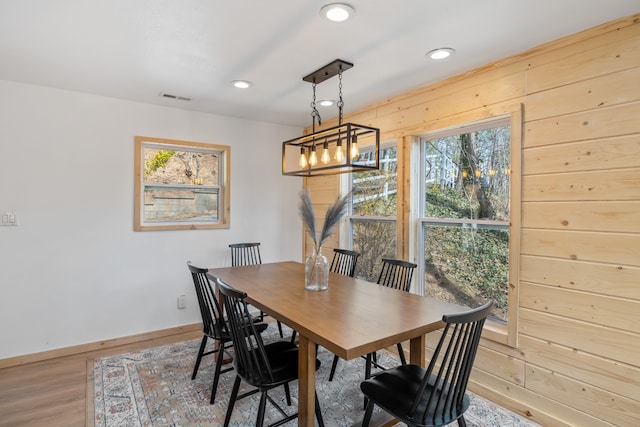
[282,59,380,177]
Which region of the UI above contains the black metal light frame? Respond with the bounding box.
[282,59,380,177]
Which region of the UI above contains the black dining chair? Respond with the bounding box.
[229,242,262,266]
[187,262,267,404]
[330,248,360,278]
[360,301,493,427]
[229,242,284,338]
[215,277,325,427]
[366,257,417,371]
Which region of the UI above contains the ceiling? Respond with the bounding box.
[1,1,638,128]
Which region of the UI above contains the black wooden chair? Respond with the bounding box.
[360,301,493,427]
[229,242,262,266]
[365,257,417,374]
[330,248,360,277]
[229,242,284,338]
[215,277,325,427]
[188,262,267,404]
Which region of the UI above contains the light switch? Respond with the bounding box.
[0,210,17,226]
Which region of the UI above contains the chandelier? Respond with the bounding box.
[282,59,380,177]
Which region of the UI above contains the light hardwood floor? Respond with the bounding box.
[0,328,202,427]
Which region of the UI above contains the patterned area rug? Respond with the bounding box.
[91,324,537,426]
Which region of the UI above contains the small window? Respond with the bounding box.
[134,136,230,231]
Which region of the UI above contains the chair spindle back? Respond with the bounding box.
[229,242,262,267]
[330,248,360,277]
[377,258,417,292]
[411,301,493,425]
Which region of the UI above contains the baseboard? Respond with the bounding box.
[0,323,201,369]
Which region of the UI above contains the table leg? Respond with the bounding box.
[298,335,316,426]
[409,334,426,366]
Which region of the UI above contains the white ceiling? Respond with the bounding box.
[1,0,638,127]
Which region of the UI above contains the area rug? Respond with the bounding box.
[91,324,537,426]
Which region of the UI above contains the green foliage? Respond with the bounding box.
[425,184,509,320]
[145,150,175,178]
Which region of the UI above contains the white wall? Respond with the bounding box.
[0,80,303,359]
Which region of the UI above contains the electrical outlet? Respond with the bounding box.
[177,295,186,309]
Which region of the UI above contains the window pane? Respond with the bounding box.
[144,148,219,185]
[424,126,510,221]
[352,146,397,216]
[352,219,397,282]
[424,223,509,322]
[143,186,219,222]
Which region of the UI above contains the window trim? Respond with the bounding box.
[416,105,522,347]
[134,136,231,231]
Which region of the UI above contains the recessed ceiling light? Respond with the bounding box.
[231,80,253,89]
[426,48,455,60]
[320,3,355,22]
[318,99,334,107]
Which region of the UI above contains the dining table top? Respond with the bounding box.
[207,260,467,361]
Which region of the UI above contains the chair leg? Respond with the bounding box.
[192,335,208,380]
[256,391,268,427]
[361,399,375,427]
[209,342,225,404]
[284,382,292,406]
[223,376,242,427]
[458,415,468,427]
[277,320,284,338]
[397,342,407,365]
[290,330,297,343]
[315,392,325,427]
[328,355,340,381]
[364,353,373,409]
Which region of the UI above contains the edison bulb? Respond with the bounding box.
[299,148,308,168]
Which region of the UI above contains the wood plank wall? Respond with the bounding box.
[302,14,640,427]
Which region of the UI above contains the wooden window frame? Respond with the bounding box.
[134,136,230,231]
[415,105,522,347]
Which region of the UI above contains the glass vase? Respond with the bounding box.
[305,247,329,291]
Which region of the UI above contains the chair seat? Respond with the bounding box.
[238,341,320,388]
[361,364,470,427]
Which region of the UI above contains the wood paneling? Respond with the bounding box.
[520,254,640,299]
[526,365,640,427]
[521,228,640,265]
[520,335,640,401]
[525,101,640,147]
[523,134,640,174]
[519,307,639,366]
[521,201,640,232]
[525,68,640,121]
[520,282,639,331]
[303,13,640,426]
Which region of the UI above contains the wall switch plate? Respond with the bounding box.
[0,210,17,226]
[177,295,186,309]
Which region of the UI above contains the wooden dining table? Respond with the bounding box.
[207,261,468,427]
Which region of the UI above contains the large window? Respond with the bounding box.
[418,110,521,346]
[349,143,398,281]
[134,136,230,231]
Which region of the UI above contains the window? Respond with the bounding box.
[134,136,230,231]
[348,143,398,281]
[418,109,521,346]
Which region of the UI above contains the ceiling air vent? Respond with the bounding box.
[159,92,191,102]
